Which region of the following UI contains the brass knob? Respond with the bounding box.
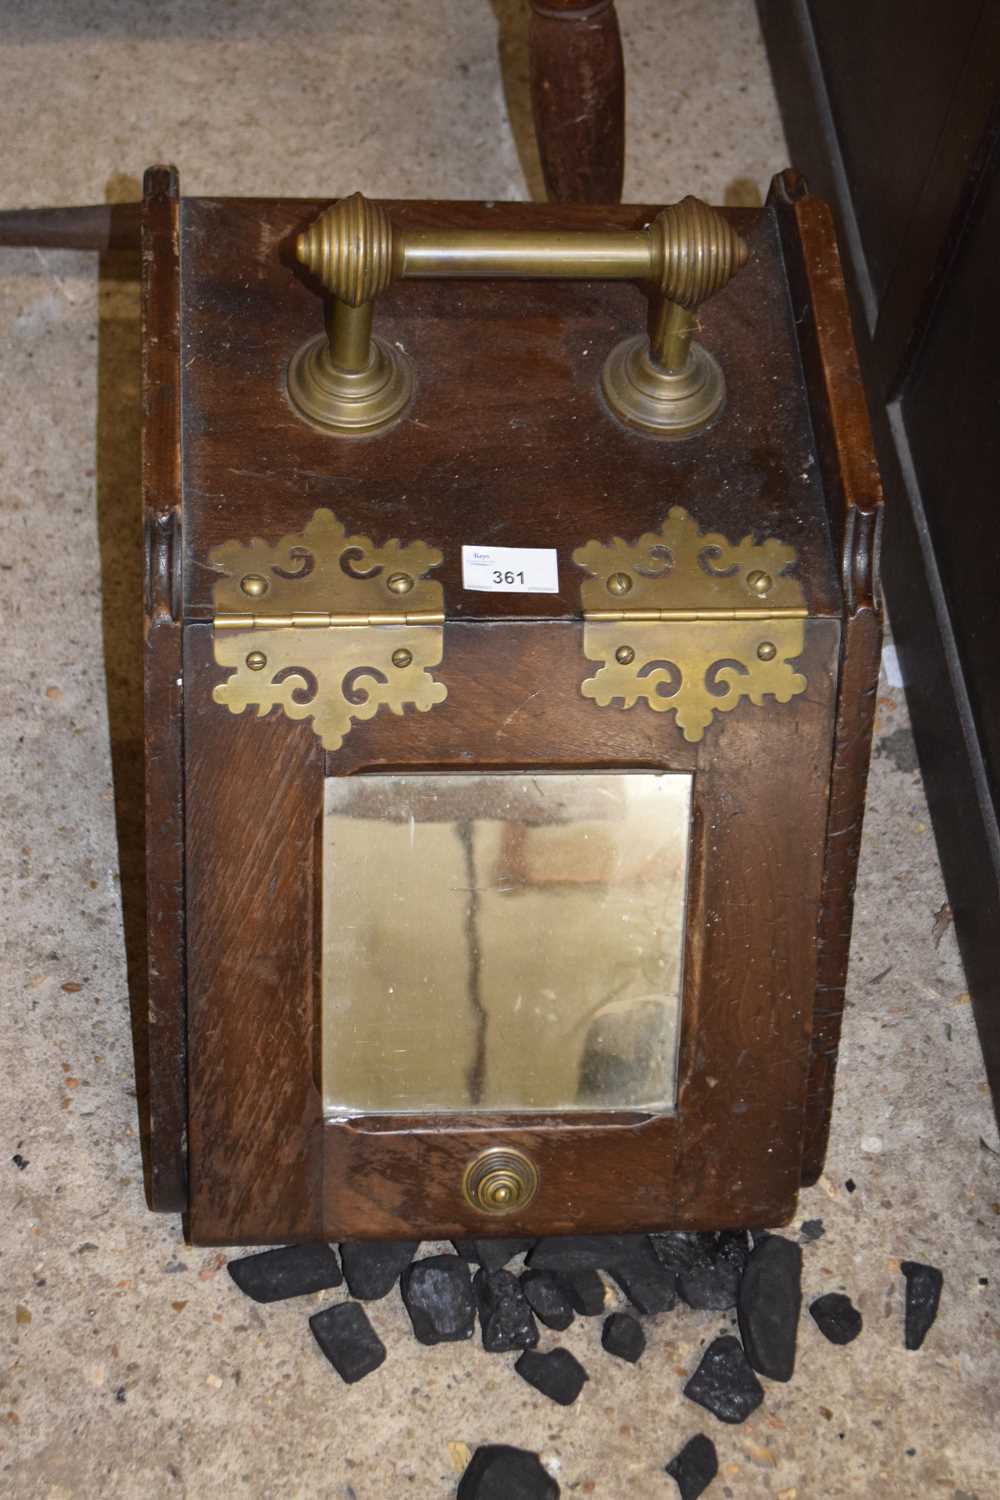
[463,1147,538,1216]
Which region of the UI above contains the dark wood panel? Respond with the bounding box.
[178,198,839,621]
[901,155,1000,795]
[141,166,188,1212]
[759,0,1000,1124]
[769,175,884,1182]
[186,618,837,1244]
[807,0,982,313]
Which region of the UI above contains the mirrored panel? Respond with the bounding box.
[322,772,692,1116]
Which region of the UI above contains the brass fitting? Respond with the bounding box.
[288,191,749,438]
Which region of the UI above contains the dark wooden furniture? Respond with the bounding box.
[129,166,883,1243]
[758,1,1000,1124]
[529,0,625,201]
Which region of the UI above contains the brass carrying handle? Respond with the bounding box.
[287,192,749,439]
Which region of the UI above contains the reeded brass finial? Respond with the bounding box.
[287,190,749,438]
[295,192,400,306]
[649,195,749,309]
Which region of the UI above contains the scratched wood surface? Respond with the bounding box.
[154,188,882,1242]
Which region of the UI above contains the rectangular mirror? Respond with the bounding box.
[322,771,692,1116]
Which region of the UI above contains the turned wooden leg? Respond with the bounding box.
[529,0,625,203]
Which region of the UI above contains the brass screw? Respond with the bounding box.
[615,644,635,665]
[245,650,267,671]
[240,573,269,598]
[756,641,777,662]
[746,569,773,598]
[607,572,633,597]
[386,572,414,595]
[391,647,413,669]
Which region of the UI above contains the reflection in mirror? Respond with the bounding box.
[322,772,692,1116]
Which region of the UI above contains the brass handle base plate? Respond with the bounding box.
[463,1147,539,1216]
[287,332,413,437]
[601,333,725,439]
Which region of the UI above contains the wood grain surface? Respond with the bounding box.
[152,190,880,1240]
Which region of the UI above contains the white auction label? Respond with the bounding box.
[462,544,560,594]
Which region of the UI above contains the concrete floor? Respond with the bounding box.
[2,2,998,1496]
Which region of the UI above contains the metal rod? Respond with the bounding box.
[0,202,140,251]
[401,229,653,281]
[329,300,374,371]
[648,296,695,372]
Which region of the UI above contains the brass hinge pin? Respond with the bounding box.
[214,610,445,629]
[585,606,810,623]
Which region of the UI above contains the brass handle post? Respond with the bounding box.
[288,192,749,438]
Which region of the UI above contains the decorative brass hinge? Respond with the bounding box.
[573,507,809,743]
[209,508,446,751]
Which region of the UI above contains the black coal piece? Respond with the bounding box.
[901,1260,943,1351]
[657,1231,750,1312]
[520,1269,575,1331]
[475,1267,539,1353]
[563,1268,607,1317]
[525,1235,647,1273]
[309,1301,386,1384]
[515,1347,589,1406]
[650,1231,724,1276]
[809,1292,863,1345]
[601,1311,645,1363]
[737,1234,802,1381]
[683,1335,764,1424]
[227,1243,342,1303]
[453,1238,535,1273]
[339,1240,419,1301]
[608,1240,677,1315]
[457,1445,560,1500]
[665,1432,719,1500]
[399,1254,476,1345]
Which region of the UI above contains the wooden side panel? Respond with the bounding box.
[529,0,625,203]
[184,627,325,1245]
[141,165,188,1212]
[770,175,884,1182]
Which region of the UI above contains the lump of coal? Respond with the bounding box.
[475,1268,539,1352]
[901,1260,943,1350]
[308,1301,386,1383]
[564,1268,607,1316]
[809,1292,863,1345]
[340,1240,418,1301]
[454,1239,535,1273]
[515,1347,589,1406]
[650,1231,713,1274]
[525,1235,646,1273]
[227,1244,342,1303]
[458,1445,559,1500]
[737,1234,802,1381]
[665,1432,718,1499]
[800,1218,825,1243]
[608,1241,677,1314]
[520,1269,575,1331]
[400,1255,476,1345]
[683,1335,764,1424]
[656,1231,750,1312]
[601,1311,645,1363]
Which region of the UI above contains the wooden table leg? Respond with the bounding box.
[529,1,625,203]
